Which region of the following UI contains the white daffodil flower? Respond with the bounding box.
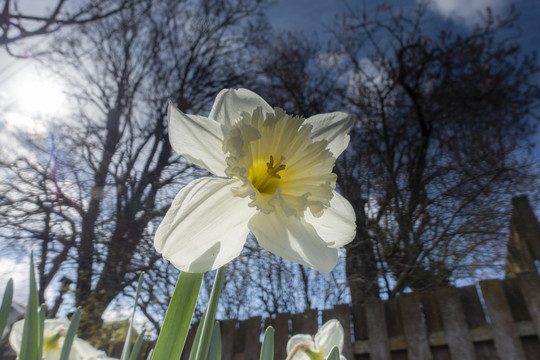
[9,319,117,360]
[155,88,356,273]
[286,319,346,360]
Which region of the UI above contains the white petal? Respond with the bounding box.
[286,334,314,360]
[168,102,227,176]
[43,319,71,336]
[155,177,255,272]
[8,319,23,353]
[209,88,273,127]
[72,337,117,359]
[305,191,356,248]
[315,319,344,357]
[305,112,354,158]
[43,347,63,360]
[10,319,73,357]
[249,210,338,273]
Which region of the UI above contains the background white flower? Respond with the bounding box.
[286,319,346,360]
[9,319,117,360]
[155,88,356,273]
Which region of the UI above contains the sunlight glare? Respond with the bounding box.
[13,72,66,116]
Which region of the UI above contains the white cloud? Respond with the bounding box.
[102,305,156,338]
[425,0,511,27]
[1,111,49,136]
[345,57,390,102]
[0,258,31,305]
[0,257,73,309]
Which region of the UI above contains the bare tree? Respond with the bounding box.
[254,4,540,305]
[0,0,271,337]
[250,30,380,304]
[338,4,539,302]
[250,32,342,117]
[204,238,350,321]
[0,0,136,50]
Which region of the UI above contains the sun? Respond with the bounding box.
[0,67,67,138]
[11,71,66,117]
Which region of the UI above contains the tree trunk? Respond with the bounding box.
[344,197,379,305]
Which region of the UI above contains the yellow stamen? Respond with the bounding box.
[224,107,336,216]
[250,155,286,194]
[43,333,62,352]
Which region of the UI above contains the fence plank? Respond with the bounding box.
[265,313,289,360]
[365,298,391,360]
[420,292,444,333]
[384,299,407,360]
[521,335,540,360]
[458,285,487,328]
[221,319,237,360]
[322,305,353,360]
[480,279,527,360]
[384,298,402,339]
[243,316,261,360]
[503,278,531,322]
[436,286,475,360]
[517,272,540,337]
[234,319,246,358]
[351,304,368,341]
[292,309,318,335]
[421,292,451,360]
[398,293,432,360]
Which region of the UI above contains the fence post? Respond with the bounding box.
[265,313,290,360]
[398,293,432,360]
[365,298,391,360]
[291,309,318,335]
[221,319,237,360]
[517,272,540,337]
[244,316,262,360]
[480,280,527,360]
[505,195,540,277]
[436,286,475,360]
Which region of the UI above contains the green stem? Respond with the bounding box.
[194,266,226,360]
[152,271,203,360]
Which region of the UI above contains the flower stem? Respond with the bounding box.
[194,266,226,360]
[152,271,203,360]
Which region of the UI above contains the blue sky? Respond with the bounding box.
[267,0,540,162]
[268,0,540,52]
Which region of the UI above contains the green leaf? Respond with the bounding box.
[129,329,147,360]
[60,308,81,360]
[121,272,145,360]
[188,320,204,360]
[19,256,40,360]
[152,271,203,360]
[260,326,274,360]
[207,322,221,360]
[38,304,46,360]
[146,349,154,360]
[193,267,226,360]
[0,278,13,339]
[327,346,340,360]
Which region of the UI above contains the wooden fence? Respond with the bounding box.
[180,271,540,360]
